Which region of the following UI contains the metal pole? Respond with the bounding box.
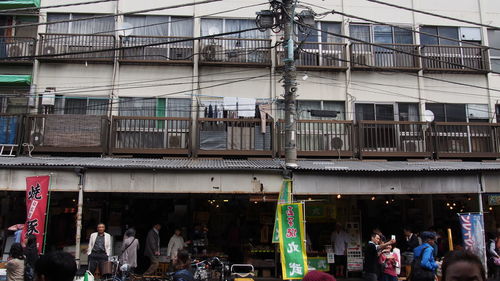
[75,169,85,268]
[283,0,298,168]
[477,174,488,277]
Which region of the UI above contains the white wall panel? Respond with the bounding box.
[420,74,489,104]
[350,72,419,103]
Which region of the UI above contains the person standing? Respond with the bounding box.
[120,228,139,274]
[331,223,350,278]
[87,223,112,275]
[24,235,39,281]
[411,232,438,281]
[167,228,191,262]
[486,232,500,280]
[379,245,399,281]
[6,243,25,281]
[144,223,161,275]
[35,251,77,281]
[364,233,395,281]
[401,227,419,265]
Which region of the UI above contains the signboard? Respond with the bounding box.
[307,257,330,272]
[347,246,363,272]
[488,194,500,206]
[21,176,50,253]
[272,180,292,243]
[458,213,487,267]
[278,203,308,279]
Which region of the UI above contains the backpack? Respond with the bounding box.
[409,246,435,281]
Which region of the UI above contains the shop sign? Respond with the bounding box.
[278,203,308,279]
[22,175,50,254]
[307,257,330,272]
[488,194,500,206]
[347,246,363,272]
[458,213,487,267]
[272,180,292,243]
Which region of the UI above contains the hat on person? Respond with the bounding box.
[302,270,336,281]
[420,231,437,241]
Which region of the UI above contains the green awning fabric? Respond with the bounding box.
[0,75,32,85]
[0,0,40,8]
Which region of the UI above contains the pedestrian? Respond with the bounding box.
[411,231,438,281]
[373,228,387,243]
[486,232,500,280]
[331,223,349,278]
[173,250,194,281]
[167,228,191,262]
[23,234,39,281]
[6,243,24,281]
[120,228,139,275]
[87,223,112,275]
[379,245,399,281]
[35,251,77,281]
[144,223,161,275]
[364,233,395,281]
[441,251,486,281]
[401,226,419,265]
[302,269,337,281]
[7,224,24,244]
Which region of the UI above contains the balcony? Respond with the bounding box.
[421,45,489,72]
[110,116,190,155]
[350,43,420,71]
[277,42,348,70]
[432,122,500,158]
[278,120,354,157]
[358,121,432,158]
[199,38,272,66]
[120,36,194,64]
[24,115,109,153]
[197,118,273,156]
[38,33,115,62]
[0,37,36,63]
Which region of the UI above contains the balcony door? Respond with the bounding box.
[356,103,396,150]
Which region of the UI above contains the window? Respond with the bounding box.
[420,26,481,45]
[124,15,193,37]
[488,29,500,72]
[53,96,108,115]
[349,24,414,44]
[425,103,467,122]
[201,18,268,39]
[277,100,345,120]
[398,103,420,121]
[355,103,394,121]
[47,13,115,34]
[119,97,190,118]
[0,88,29,114]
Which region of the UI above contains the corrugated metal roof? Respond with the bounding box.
[1,157,500,172]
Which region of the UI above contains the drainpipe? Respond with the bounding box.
[477,173,488,276]
[74,168,85,268]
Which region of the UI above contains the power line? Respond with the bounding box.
[0,0,116,14]
[0,0,222,29]
[366,0,500,30]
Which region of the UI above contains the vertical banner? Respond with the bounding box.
[458,213,486,266]
[272,180,292,243]
[278,203,308,279]
[22,175,50,253]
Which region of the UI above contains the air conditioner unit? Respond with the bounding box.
[202,44,223,61]
[170,47,192,60]
[326,135,346,150]
[402,140,425,153]
[42,45,59,55]
[168,134,186,149]
[352,52,373,66]
[145,46,169,60]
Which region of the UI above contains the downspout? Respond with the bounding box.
[75,168,86,268]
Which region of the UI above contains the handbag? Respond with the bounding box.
[409,246,435,281]
[494,257,500,266]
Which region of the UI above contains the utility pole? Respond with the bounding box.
[283,0,298,168]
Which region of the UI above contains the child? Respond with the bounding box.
[379,245,399,281]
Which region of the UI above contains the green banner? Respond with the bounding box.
[307,257,330,272]
[278,203,308,279]
[272,179,292,243]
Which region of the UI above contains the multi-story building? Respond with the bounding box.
[1,0,500,275]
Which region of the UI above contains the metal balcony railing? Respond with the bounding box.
[277,42,348,69]
[0,37,36,62]
[120,35,194,63]
[199,38,272,65]
[421,45,489,72]
[39,33,115,61]
[350,43,420,70]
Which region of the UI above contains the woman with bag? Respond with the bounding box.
[410,232,438,281]
[6,243,25,281]
[119,228,139,279]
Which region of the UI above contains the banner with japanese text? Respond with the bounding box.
[458,213,486,267]
[272,180,292,243]
[22,175,50,253]
[278,203,308,279]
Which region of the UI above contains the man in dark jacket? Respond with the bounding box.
[402,226,420,265]
[144,223,161,275]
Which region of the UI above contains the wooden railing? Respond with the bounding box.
[432,122,500,158]
[111,116,190,155]
[120,35,194,63]
[350,43,420,70]
[197,118,273,155]
[277,42,347,69]
[24,114,109,153]
[199,38,272,65]
[0,37,36,62]
[39,33,115,61]
[358,121,432,158]
[421,45,489,72]
[278,120,354,157]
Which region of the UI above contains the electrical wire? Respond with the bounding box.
[0,0,116,14]
[366,0,500,30]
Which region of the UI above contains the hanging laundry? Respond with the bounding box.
[223,97,238,111]
[238,97,256,117]
[259,104,273,133]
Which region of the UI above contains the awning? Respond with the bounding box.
[0,75,32,85]
[0,0,40,8]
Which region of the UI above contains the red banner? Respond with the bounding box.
[22,176,50,254]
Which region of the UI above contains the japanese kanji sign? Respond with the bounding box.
[278,203,308,279]
[458,213,486,268]
[22,176,50,254]
[272,180,292,243]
